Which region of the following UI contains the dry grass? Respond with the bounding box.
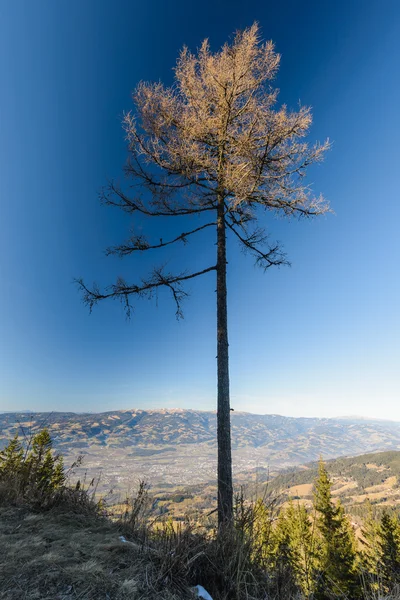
[0,504,192,600]
[286,483,314,497]
[331,481,358,496]
[364,478,397,495]
[0,472,292,600]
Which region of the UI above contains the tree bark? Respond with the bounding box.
[216,195,233,527]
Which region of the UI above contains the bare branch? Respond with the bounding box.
[124,148,215,194]
[225,219,288,270]
[101,181,216,217]
[75,264,216,320]
[106,222,216,257]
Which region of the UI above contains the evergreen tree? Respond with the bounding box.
[378,511,400,591]
[25,429,65,494]
[273,504,302,596]
[313,459,360,599]
[286,500,318,597]
[251,498,275,567]
[29,429,53,464]
[0,429,65,505]
[0,434,24,477]
[51,455,65,489]
[360,500,381,590]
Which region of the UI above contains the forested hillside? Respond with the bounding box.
[266,450,400,516]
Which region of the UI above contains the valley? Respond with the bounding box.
[1,409,400,501]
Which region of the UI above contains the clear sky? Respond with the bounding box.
[1,0,399,419]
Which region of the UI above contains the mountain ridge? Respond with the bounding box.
[2,407,397,421]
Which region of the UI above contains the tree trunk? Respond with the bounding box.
[216,195,233,528]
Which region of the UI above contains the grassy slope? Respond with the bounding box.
[0,505,190,600]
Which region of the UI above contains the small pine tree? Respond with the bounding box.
[251,498,275,567]
[0,434,24,477]
[313,458,360,599]
[273,504,302,596]
[283,500,319,597]
[0,428,65,507]
[360,499,382,590]
[378,511,400,591]
[25,429,65,495]
[51,455,65,489]
[29,429,53,464]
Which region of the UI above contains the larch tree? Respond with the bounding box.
[77,23,329,527]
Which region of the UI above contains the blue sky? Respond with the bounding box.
[0,0,399,419]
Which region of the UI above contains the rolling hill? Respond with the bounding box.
[263,450,400,521]
[1,409,400,492]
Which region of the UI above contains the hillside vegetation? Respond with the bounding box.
[3,429,400,599]
[0,429,192,600]
[266,450,400,515]
[130,450,400,526]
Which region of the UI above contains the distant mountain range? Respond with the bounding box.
[1,409,400,490]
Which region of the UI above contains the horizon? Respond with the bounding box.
[1,407,399,424]
[1,1,400,419]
